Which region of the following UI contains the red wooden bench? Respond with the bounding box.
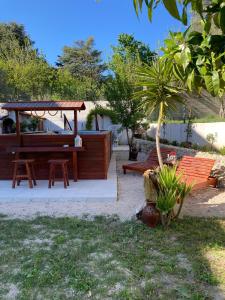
[176,156,215,190]
[122,147,176,174]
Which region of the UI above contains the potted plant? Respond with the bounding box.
[207,169,218,188]
[138,166,192,228]
[129,142,139,161]
[156,166,192,227]
[137,169,160,228]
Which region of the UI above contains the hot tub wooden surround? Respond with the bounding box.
[0,132,112,180]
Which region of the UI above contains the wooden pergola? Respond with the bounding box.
[2,101,86,142]
[2,101,86,182]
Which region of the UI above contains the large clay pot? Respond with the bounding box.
[207,176,217,188]
[138,203,160,228]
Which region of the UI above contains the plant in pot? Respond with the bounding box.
[156,166,192,228]
[137,169,160,228]
[129,142,139,161]
[138,166,192,228]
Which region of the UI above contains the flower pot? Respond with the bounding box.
[207,176,217,188]
[129,149,138,161]
[137,203,160,228]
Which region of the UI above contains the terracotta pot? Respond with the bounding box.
[138,203,160,228]
[207,176,217,188]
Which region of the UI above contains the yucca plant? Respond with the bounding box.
[156,166,192,227]
[135,57,184,169]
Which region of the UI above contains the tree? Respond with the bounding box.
[57,36,106,100]
[0,22,33,48]
[105,58,144,159]
[133,0,225,32]
[133,1,225,99]
[105,35,155,158]
[135,58,183,169]
[112,33,156,65]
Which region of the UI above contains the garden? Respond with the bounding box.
[1,0,225,299]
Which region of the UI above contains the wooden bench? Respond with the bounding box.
[122,148,176,174]
[176,156,215,190]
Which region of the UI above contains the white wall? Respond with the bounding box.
[147,122,225,149]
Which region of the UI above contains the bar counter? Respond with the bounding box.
[0,131,112,180]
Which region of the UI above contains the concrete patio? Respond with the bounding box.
[0,154,118,214]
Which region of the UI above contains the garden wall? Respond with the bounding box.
[147,122,225,149]
[135,139,225,169]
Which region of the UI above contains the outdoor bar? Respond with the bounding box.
[0,101,112,181]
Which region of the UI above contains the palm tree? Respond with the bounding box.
[135,58,184,169]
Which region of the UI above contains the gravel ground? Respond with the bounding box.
[1,159,225,220]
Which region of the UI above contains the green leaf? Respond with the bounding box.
[212,70,220,95]
[187,69,194,91]
[213,12,220,28]
[198,66,207,76]
[182,7,188,26]
[204,71,220,97]
[138,0,143,11]
[222,72,225,82]
[204,15,212,33]
[218,6,225,33]
[147,0,154,21]
[180,47,191,70]
[162,0,181,21]
[133,0,139,16]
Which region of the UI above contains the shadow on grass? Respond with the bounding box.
[0,214,224,299]
[171,217,225,298]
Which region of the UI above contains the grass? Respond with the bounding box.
[0,215,225,299]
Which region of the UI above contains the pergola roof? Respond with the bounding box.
[2,101,86,111]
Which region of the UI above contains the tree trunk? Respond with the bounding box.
[95,113,99,131]
[156,102,164,169]
[219,98,225,118]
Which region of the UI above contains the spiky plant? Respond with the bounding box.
[135,58,184,169]
[156,165,192,227]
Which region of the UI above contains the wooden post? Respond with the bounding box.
[74,110,77,136]
[15,110,22,146]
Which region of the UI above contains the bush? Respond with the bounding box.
[180,141,192,148]
[160,138,169,144]
[219,147,225,155]
[156,166,192,227]
[171,140,178,146]
[146,136,155,142]
[86,107,118,130]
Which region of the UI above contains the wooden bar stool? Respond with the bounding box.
[48,159,69,189]
[12,159,36,188]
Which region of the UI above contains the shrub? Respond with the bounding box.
[180,141,192,148]
[86,107,118,130]
[160,138,169,144]
[220,147,225,155]
[156,166,192,227]
[171,140,178,146]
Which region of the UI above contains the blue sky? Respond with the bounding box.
[0,0,186,65]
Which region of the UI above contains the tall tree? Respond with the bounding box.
[105,35,154,158]
[105,58,145,159]
[112,33,156,65]
[135,58,184,168]
[57,37,106,100]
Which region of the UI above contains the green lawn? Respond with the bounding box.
[0,215,225,299]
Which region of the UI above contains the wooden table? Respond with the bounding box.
[9,146,85,182]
